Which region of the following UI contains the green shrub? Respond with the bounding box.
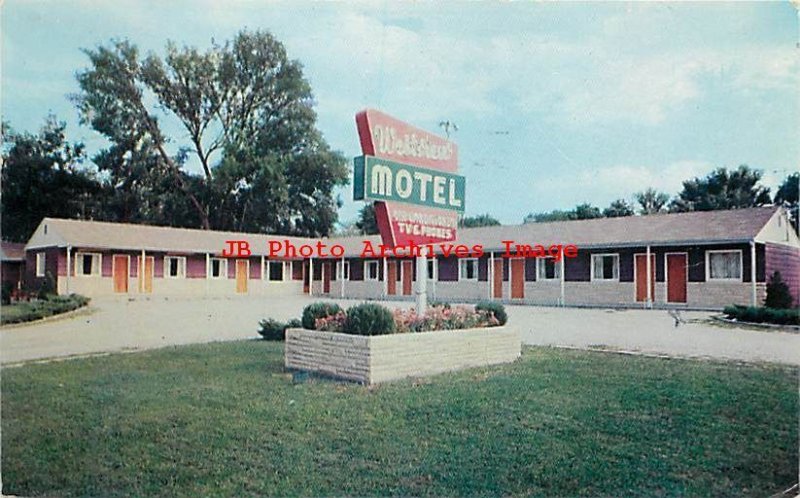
[429,300,451,309]
[258,319,287,341]
[723,305,799,326]
[1,293,90,325]
[344,303,396,336]
[287,318,302,329]
[37,271,56,300]
[301,302,343,329]
[2,281,14,305]
[765,271,794,309]
[475,301,508,325]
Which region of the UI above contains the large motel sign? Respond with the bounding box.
[354,109,465,311]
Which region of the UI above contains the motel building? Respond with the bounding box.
[18,206,800,310]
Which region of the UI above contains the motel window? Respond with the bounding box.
[339,261,350,280]
[165,256,186,278]
[210,258,227,279]
[366,260,380,281]
[537,257,561,280]
[267,261,285,281]
[35,252,46,277]
[459,258,478,281]
[76,252,101,276]
[427,259,437,280]
[707,250,742,281]
[591,254,619,281]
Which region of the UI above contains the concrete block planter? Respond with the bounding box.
[284,326,520,384]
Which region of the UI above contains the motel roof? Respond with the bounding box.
[25,206,794,257]
[0,241,26,262]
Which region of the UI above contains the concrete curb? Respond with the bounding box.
[710,314,799,333]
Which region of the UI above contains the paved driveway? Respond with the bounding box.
[1,296,798,365]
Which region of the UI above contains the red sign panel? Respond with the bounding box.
[355,109,461,247]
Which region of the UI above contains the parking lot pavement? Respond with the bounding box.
[1,296,797,366]
[504,305,799,366]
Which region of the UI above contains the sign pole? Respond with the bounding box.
[416,255,427,313]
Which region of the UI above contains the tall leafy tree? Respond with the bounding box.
[603,199,634,218]
[774,172,799,233]
[355,203,379,235]
[635,188,670,215]
[1,118,103,242]
[670,165,771,212]
[460,214,501,228]
[573,203,603,220]
[524,203,602,223]
[74,30,347,235]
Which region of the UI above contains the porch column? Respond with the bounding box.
[66,245,72,294]
[750,240,757,306]
[140,249,145,293]
[560,256,565,306]
[309,256,314,296]
[489,252,494,299]
[383,256,388,297]
[339,256,344,298]
[205,253,210,295]
[646,245,652,308]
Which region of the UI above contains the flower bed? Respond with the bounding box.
[283,301,518,384]
[284,326,520,384]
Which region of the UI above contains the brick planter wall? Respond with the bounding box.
[284,327,520,384]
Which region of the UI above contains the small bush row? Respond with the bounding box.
[1,294,90,325]
[723,305,799,326]
[259,301,507,340]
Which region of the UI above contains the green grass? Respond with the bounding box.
[2,342,797,497]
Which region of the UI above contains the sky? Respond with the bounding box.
[2,1,798,226]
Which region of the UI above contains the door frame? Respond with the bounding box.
[235,259,249,294]
[112,254,130,293]
[401,260,413,296]
[633,253,656,303]
[387,260,397,295]
[493,257,504,299]
[664,252,688,304]
[139,255,154,293]
[510,257,525,299]
[322,261,331,294]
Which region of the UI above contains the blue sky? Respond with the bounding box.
[2,1,798,226]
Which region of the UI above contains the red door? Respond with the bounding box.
[113,255,128,293]
[635,254,656,302]
[511,258,524,299]
[323,262,331,294]
[666,253,688,303]
[387,261,397,295]
[493,259,504,299]
[402,260,413,296]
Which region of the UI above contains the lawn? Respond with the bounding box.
[2,341,797,497]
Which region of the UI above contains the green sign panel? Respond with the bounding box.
[354,155,466,213]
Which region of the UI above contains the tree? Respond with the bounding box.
[1,118,103,242]
[765,271,794,309]
[602,199,634,218]
[524,203,602,223]
[774,173,799,234]
[635,188,670,215]
[460,214,501,228]
[524,210,574,223]
[355,203,379,235]
[670,165,771,212]
[74,30,348,236]
[573,203,602,220]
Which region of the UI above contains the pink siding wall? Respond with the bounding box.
[765,243,800,306]
[186,256,207,278]
[250,258,261,279]
[154,256,164,278]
